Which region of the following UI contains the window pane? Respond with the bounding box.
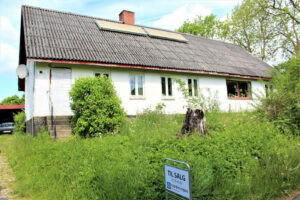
[138,76,143,95]
[240,82,250,97]
[103,73,109,77]
[95,73,101,77]
[168,78,172,96]
[161,77,166,96]
[227,81,238,97]
[188,79,192,96]
[193,79,198,96]
[130,75,135,95]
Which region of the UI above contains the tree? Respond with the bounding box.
[259,0,300,58]
[177,0,299,62]
[255,56,300,135]
[177,14,228,40]
[266,0,300,24]
[69,76,126,137]
[0,94,25,105]
[226,0,279,61]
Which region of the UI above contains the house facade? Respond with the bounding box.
[18,6,272,138]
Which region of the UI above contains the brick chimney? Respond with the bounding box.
[119,10,135,25]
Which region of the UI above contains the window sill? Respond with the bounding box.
[130,96,146,100]
[161,96,175,100]
[228,97,252,100]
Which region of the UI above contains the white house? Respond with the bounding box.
[18,6,272,138]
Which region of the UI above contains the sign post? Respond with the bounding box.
[164,158,191,200]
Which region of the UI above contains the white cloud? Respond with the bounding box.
[0,16,19,43]
[152,3,212,31]
[0,43,18,75]
[203,0,242,6]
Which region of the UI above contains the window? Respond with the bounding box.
[188,78,198,96]
[130,75,144,96]
[265,84,272,97]
[161,77,173,96]
[95,72,109,77]
[227,80,251,98]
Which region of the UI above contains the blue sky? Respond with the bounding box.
[0,0,241,101]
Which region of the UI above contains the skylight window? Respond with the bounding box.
[96,20,147,36]
[144,28,188,42]
[95,20,188,42]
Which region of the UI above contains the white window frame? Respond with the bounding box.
[130,74,145,99]
[187,78,199,97]
[161,76,174,99]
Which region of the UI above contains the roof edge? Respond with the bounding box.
[28,58,272,80]
[0,105,25,110]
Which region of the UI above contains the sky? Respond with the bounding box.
[0,0,242,101]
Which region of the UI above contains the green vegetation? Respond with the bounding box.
[174,78,220,112]
[177,0,299,62]
[0,94,24,105]
[6,111,300,200]
[13,112,26,134]
[256,56,300,135]
[69,76,126,137]
[176,14,228,41]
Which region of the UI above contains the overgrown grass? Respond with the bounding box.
[6,112,300,200]
[0,134,11,151]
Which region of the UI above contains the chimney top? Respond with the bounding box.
[119,10,135,25]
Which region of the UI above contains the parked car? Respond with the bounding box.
[0,122,14,134]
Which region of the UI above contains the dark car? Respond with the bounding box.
[0,122,14,134]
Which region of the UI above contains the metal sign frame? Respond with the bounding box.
[164,158,192,200]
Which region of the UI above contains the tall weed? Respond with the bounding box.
[6,112,300,200]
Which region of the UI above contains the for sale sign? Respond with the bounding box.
[164,164,191,199]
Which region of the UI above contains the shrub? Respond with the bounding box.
[69,76,126,137]
[13,112,26,134]
[255,56,300,135]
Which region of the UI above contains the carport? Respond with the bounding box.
[0,105,24,123]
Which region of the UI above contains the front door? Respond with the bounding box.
[50,68,72,116]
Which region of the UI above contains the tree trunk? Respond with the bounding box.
[178,108,208,137]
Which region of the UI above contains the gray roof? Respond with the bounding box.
[20,6,272,78]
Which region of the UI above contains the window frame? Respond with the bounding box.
[265,83,272,97]
[130,73,145,98]
[161,76,173,98]
[187,78,198,97]
[226,80,252,99]
[94,71,110,78]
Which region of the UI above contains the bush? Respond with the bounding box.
[5,112,300,200]
[13,112,26,134]
[255,56,300,135]
[69,76,126,137]
[0,94,24,105]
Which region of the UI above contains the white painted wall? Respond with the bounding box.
[29,62,267,117]
[25,61,35,120]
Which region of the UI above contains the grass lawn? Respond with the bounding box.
[4,112,300,200]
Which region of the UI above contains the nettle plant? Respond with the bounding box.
[174,78,220,112]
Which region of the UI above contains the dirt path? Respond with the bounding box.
[0,136,15,200]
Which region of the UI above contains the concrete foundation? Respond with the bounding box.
[26,116,72,138]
